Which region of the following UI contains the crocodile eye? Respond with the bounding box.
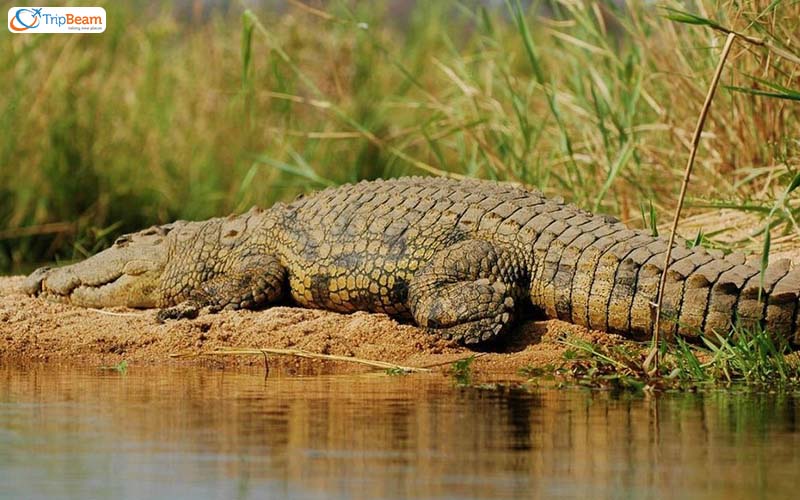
[140,224,174,237]
[114,235,131,247]
[600,214,620,224]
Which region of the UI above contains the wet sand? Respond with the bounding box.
[0,276,615,376]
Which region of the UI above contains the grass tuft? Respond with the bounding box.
[539,325,800,392]
[451,355,476,386]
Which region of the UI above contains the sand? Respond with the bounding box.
[0,275,617,377]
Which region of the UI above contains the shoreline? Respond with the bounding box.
[0,276,610,377]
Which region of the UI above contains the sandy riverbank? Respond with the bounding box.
[0,276,618,377]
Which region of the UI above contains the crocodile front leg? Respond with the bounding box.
[407,239,528,344]
[156,253,287,321]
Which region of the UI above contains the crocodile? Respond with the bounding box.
[21,177,800,345]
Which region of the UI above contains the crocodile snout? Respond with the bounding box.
[21,266,52,296]
[22,225,173,308]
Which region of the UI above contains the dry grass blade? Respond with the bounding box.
[666,7,800,66]
[0,222,76,240]
[171,347,430,373]
[87,308,147,318]
[646,33,738,374]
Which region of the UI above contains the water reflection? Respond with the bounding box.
[0,365,797,499]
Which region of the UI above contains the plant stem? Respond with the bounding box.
[647,32,737,374]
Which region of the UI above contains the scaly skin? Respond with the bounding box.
[22,177,800,345]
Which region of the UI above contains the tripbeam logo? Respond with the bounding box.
[8,7,106,33]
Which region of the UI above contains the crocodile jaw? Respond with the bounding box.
[22,227,170,308]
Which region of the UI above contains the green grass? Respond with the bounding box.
[1,0,799,271]
[540,325,800,392]
[451,355,476,386]
[99,359,128,375]
[385,366,409,376]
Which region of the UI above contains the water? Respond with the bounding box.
[0,365,798,499]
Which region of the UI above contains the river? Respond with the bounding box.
[0,365,797,499]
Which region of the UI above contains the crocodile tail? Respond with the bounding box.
[638,250,799,346]
[550,223,800,345]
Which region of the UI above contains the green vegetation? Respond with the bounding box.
[523,326,800,392]
[1,1,798,273]
[451,355,476,386]
[99,359,128,374]
[385,366,409,376]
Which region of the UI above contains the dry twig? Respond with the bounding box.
[646,33,737,374]
[87,308,146,318]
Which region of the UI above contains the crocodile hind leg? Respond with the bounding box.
[156,254,287,321]
[407,239,526,344]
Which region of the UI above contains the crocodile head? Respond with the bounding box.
[21,223,179,308]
